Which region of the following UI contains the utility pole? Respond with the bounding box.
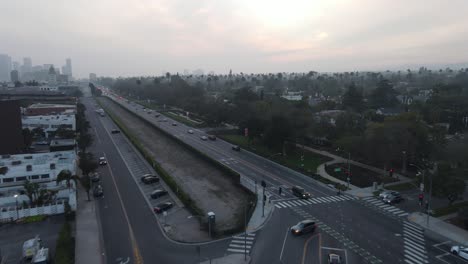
[347,152,351,189]
[402,150,407,174]
[261,180,266,217]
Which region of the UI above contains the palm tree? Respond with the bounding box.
[56,170,78,190]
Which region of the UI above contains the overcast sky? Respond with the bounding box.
[2,0,468,78]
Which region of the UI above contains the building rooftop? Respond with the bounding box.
[50,139,76,147]
[27,103,76,109]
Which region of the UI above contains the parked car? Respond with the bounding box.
[383,193,403,204]
[290,219,316,235]
[232,145,241,151]
[32,247,50,264]
[328,253,342,264]
[154,202,174,214]
[22,236,42,260]
[93,185,104,197]
[208,135,217,140]
[91,172,100,182]
[141,174,160,184]
[155,114,160,117]
[162,118,168,122]
[99,157,107,165]
[451,245,468,260]
[292,186,311,199]
[111,129,120,134]
[379,190,400,200]
[200,136,208,141]
[188,129,194,134]
[150,189,168,199]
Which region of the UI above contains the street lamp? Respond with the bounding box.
[14,194,19,220]
[410,163,432,227]
[402,151,407,175]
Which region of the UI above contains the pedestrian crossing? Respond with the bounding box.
[361,196,409,217]
[227,233,256,254]
[402,221,428,264]
[274,195,357,209]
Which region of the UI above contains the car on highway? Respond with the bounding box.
[98,157,107,165]
[141,174,160,184]
[292,186,311,199]
[150,189,168,199]
[327,253,342,264]
[153,202,173,214]
[155,114,160,118]
[111,129,120,134]
[200,136,208,141]
[162,118,168,122]
[93,185,104,198]
[232,145,241,151]
[451,245,468,260]
[383,193,403,204]
[379,190,400,200]
[91,172,100,182]
[188,129,194,134]
[172,122,177,126]
[208,135,216,140]
[290,219,316,235]
[35,140,49,145]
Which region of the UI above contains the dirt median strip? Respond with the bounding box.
[97,97,254,235]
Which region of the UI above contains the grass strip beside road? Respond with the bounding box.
[55,221,75,264]
[386,181,417,191]
[325,163,398,188]
[432,201,468,217]
[97,98,205,217]
[217,135,347,189]
[164,111,202,127]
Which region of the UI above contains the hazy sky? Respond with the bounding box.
[2,0,468,78]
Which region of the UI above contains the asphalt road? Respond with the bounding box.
[83,97,231,264]
[101,94,461,264]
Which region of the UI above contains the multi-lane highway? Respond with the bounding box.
[89,92,464,264]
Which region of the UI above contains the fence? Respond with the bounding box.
[0,192,76,221]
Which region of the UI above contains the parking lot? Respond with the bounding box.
[433,241,468,264]
[0,216,64,264]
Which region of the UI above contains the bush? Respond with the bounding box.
[55,222,75,264]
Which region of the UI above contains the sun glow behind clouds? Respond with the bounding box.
[240,0,327,30]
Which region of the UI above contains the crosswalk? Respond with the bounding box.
[403,221,428,264]
[274,195,357,209]
[361,196,409,217]
[227,233,256,254]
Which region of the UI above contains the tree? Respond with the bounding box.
[77,133,93,152]
[78,152,98,176]
[31,127,45,139]
[56,170,78,190]
[22,128,33,148]
[369,79,398,108]
[342,83,364,112]
[79,174,92,201]
[55,126,75,139]
[432,162,466,204]
[459,207,468,229]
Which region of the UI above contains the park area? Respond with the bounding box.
[325,163,399,188]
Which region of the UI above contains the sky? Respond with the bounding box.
[2,0,468,78]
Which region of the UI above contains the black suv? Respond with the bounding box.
[141,174,160,184]
[232,145,241,151]
[150,189,168,199]
[111,129,120,134]
[292,186,311,199]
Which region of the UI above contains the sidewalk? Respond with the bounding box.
[75,185,103,264]
[200,254,250,264]
[247,190,274,232]
[408,212,468,245]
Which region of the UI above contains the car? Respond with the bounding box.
[200,136,208,141]
[232,145,241,151]
[153,202,174,214]
[383,193,403,204]
[379,190,400,200]
[98,157,107,165]
[91,172,100,182]
[328,253,342,264]
[208,135,216,140]
[291,186,311,199]
[451,245,468,260]
[35,140,49,145]
[150,189,168,199]
[155,114,160,118]
[141,174,160,184]
[111,129,120,134]
[32,247,50,264]
[188,129,194,134]
[290,219,316,235]
[93,185,104,197]
[162,118,168,122]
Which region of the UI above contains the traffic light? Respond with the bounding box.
[389,168,394,177]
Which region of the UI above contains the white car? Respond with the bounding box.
[451,245,468,260]
[200,136,208,141]
[188,130,194,134]
[99,157,107,165]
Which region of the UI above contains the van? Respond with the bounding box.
[292,186,311,199]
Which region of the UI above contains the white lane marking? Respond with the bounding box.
[279,227,289,262]
[227,248,249,253]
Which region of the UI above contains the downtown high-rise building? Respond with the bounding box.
[61,58,72,78]
[0,54,12,82]
[23,57,32,72]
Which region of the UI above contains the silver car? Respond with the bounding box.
[290,219,316,235]
[451,245,468,260]
[379,190,399,200]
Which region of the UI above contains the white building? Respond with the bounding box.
[22,114,76,137]
[0,151,77,207]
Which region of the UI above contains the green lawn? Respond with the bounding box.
[386,181,418,191]
[325,163,398,188]
[433,201,468,217]
[164,112,203,127]
[220,134,331,175]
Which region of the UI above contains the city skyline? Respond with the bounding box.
[1,0,468,78]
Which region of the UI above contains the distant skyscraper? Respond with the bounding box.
[66,58,72,78]
[0,54,12,81]
[12,61,20,71]
[10,70,19,83]
[89,73,97,82]
[48,66,57,85]
[23,57,32,72]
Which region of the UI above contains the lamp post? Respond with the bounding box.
[14,194,19,220]
[347,152,351,189]
[402,151,407,175]
[410,163,432,227]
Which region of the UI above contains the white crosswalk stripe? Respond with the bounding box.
[402,221,428,264]
[274,195,355,209]
[227,233,256,254]
[361,197,409,217]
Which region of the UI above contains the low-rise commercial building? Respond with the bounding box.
[22,114,76,138]
[25,103,76,116]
